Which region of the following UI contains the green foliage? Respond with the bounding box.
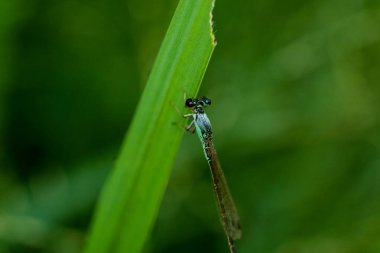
[83,1,216,253]
[1,0,380,253]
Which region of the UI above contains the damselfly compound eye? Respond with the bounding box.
[185,98,196,107]
[201,96,211,106]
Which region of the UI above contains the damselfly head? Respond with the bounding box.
[185,96,211,113]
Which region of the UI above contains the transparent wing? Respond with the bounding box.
[202,135,241,251]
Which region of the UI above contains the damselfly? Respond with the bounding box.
[184,96,241,253]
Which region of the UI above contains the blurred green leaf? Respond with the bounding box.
[83,1,216,253]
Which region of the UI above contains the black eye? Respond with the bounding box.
[201,96,211,105]
[185,98,196,107]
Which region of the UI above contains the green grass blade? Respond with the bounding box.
[83,0,216,253]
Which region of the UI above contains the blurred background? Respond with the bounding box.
[1,0,380,252]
